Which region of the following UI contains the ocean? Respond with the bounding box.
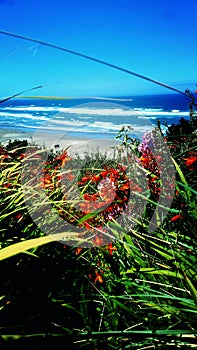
[0,93,191,141]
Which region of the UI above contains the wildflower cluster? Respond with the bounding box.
[42,152,132,231]
[138,136,161,200]
[164,117,197,225]
[166,117,197,188]
[77,163,130,219]
[0,115,197,346]
[138,129,176,202]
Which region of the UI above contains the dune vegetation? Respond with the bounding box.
[0,112,196,349]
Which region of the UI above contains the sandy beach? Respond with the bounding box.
[0,128,120,157]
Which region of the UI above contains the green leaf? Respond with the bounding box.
[122,268,183,278]
[183,272,197,306]
[172,158,191,199]
[0,232,79,260]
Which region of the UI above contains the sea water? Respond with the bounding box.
[0,93,191,141]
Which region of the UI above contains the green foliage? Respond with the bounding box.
[0,118,197,349]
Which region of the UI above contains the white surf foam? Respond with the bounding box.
[2,106,189,118]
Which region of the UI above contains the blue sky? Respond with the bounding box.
[0,0,196,97]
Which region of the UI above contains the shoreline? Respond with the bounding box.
[0,127,120,157]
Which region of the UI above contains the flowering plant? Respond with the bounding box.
[42,152,133,234]
[0,115,197,348]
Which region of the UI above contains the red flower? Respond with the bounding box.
[149,176,158,183]
[0,154,9,159]
[119,183,130,191]
[93,234,105,246]
[106,243,117,255]
[83,193,99,202]
[75,247,83,255]
[91,174,101,183]
[84,222,91,229]
[171,214,183,222]
[184,156,197,167]
[18,153,25,160]
[61,157,72,167]
[94,271,104,283]
[101,170,109,178]
[15,213,22,219]
[139,156,149,164]
[81,176,91,183]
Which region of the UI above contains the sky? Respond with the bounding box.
[0,0,197,97]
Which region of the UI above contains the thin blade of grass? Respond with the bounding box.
[0,232,79,260]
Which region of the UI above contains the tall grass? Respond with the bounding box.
[0,117,197,349]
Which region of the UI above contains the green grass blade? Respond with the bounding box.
[0,232,79,260]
